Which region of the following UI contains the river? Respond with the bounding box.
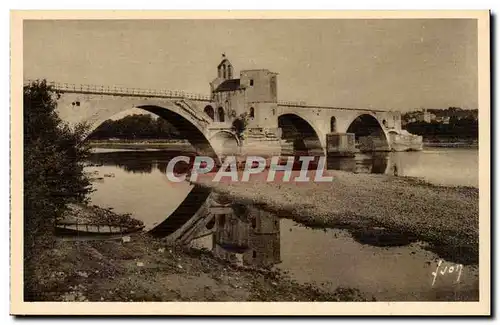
[327,147,478,187]
[84,147,479,301]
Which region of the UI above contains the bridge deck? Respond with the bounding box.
[24,79,394,113]
[24,80,212,102]
[277,102,390,113]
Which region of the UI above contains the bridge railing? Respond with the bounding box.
[23,79,212,102]
[277,99,392,112]
[23,79,394,112]
[277,100,308,106]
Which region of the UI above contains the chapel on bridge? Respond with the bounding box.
[206,55,280,135]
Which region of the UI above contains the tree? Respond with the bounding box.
[231,112,249,141]
[24,80,93,299]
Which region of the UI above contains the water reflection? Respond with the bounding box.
[84,148,479,301]
[88,147,478,187]
[327,152,394,175]
[185,199,478,301]
[166,193,281,268]
[186,196,420,270]
[87,150,194,175]
[148,185,212,237]
[89,149,394,177]
[211,201,281,268]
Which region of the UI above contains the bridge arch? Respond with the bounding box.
[387,129,399,136]
[79,101,221,239]
[209,130,240,157]
[81,100,221,160]
[346,113,390,152]
[140,105,222,158]
[82,104,222,240]
[278,113,324,156]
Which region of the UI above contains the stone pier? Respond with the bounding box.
[239,128,282,158]
[326,133,356,158]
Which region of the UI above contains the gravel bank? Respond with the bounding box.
[193,170,479,265]
[27,233,369,302]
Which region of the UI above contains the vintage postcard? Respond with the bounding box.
[10,10,490,315]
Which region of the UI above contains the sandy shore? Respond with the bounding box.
[193,170,479,265]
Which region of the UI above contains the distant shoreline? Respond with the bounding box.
[88,139,479,151]
[88,139,195,151]
[423,142,478,148]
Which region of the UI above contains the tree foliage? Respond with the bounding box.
[402,107,478,121]
[24,80,93,296]
[87,114,180,140]
[405,118,478,141]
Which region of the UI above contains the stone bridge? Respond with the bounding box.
[276,102,402,155]
[26,58,405,159]
[39,81,241,159]
[25,57,413,238]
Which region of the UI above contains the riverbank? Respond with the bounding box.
[60,203,144,228]
[89,139,195,152]
[27,204,369,302]
[424,142,478,148]
[193,170,479,265]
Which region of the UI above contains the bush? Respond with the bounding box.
[23,80,93,299]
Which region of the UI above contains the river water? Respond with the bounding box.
[327,147,478,188]
[84,147,479,301]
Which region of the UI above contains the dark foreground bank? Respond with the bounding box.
[27,204,369,302]
[28,232,369,302]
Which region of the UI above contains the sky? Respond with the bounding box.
[23,19,478,111]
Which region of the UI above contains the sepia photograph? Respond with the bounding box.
[10,10,490,315]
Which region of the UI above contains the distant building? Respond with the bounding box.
[415,109,435,123]
[434,116,451,124]
[404,108,477,125]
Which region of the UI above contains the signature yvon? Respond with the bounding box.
[431,260,464,286]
